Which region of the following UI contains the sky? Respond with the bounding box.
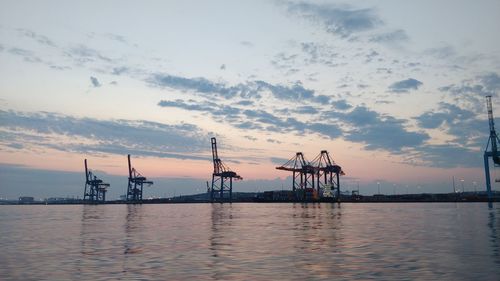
[1,0,500,199]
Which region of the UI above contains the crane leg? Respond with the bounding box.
[484,153,492,201]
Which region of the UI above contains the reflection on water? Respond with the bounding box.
[488,205,499,265]
[0,203,499,280]
[124,204,144,255]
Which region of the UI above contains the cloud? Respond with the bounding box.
[150,74,243,98]
[90,76,101,87]
[369,29,408,43]
[364,50,379,62]
[16,28,57,47]
[424,45,456,59]
[271,52,299,71]
[299,42,339,66]
[388,78,423,93]
[149,73,328,103]
[410,101,495,168]
[104,33,128,44]
[415,145,482,168]
[0,110,211,161]
[332,99,352,110]
[158,99,342,139]
[270,157,289,165]
[111,66,129,75]
[243,135,257,141]
[6,44,70,70]
[266,138,282,144]
[8,47,41,63]
[438,72,500,107]
[416,102,488,148]
[333,106,429,151]
[416,102,474,130]
[287,2,382,38]
[240,41,254,47]
[414,112,448,129]
[293,106,318,114]
[235,100,254,106]
[160,98,427,152]
[479,72,500,91]
[65,44,113,65]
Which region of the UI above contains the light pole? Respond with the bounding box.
[460,179,465,193]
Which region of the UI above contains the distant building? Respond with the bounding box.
[18,196,35,203]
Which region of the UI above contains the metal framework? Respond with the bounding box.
[126,154,153,201]
[84,159,109,202]
[210,137,242,202]
[310,150,344,201]
[484,95,500,200]
[276,152,316,200]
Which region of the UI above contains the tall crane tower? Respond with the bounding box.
[126,154,153,201]
[484,95,500,200]
[83,159,110,202]
[210,137,242,202]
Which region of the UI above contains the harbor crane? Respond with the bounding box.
[276,152,316,200]
[126,154,153,201]
[83,159,109,202]
[311,150,344,201]
[484,95,500,200]
[210,137,242,202]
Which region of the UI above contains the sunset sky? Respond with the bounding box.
[1,0,500,199]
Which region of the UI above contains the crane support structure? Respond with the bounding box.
[484,95,500,200]
[210,137,242,202]
[126,154,153,202]
[311,150,344,202]
[84,159,110,203]
[276,152,316,200]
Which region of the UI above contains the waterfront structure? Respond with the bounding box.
[126,154,153,201]
[484,95,500,200]
[83,159,109,202]
[210,137,242,202]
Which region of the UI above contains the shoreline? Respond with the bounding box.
[2,196,499,205]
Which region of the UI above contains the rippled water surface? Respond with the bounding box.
[0,203,499,280]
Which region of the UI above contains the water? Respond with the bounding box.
[0,203,499,281]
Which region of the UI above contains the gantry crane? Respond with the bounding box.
[484,95,500,200]
[126,154,153,201]
[84,159,110,202]
[311,150,344,201]
[210,137,242,202]
[276,152,316,200]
